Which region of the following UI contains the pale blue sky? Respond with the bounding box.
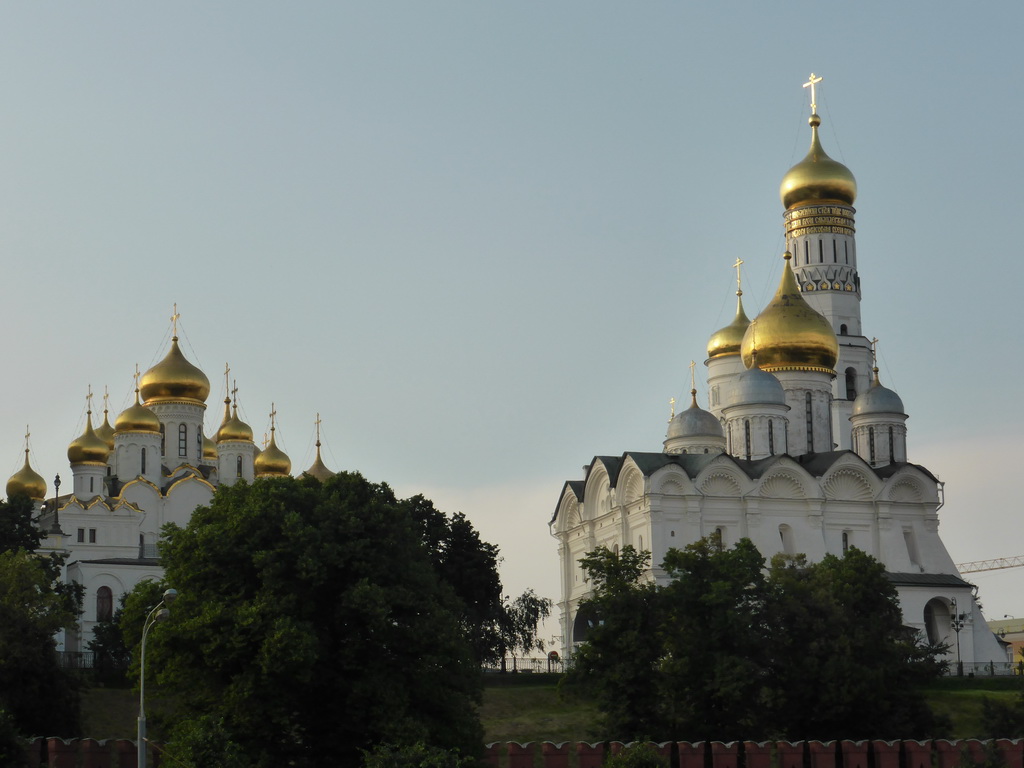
[2,3,1021,637]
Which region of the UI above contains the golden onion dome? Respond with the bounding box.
[707,292,751,359]
[217,400,254,443]
[95,410,115,451]
[303,443,335,482]
[779,114,857,210]
[68,411,110,465]
[7,449,46,500]
[202,434,219,462]
[115,390,163,434]
[740,253,838,373]
[140,337,210,406]
[255,430,291,477]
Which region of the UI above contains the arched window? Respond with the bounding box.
[845,368,857,400]
[868,427,876,464]
[818,240,824,263]
[96,586,113,623]
[141,447,147,475]
[744,420,751,460]
[805,393,814,453]
[889,426,896,463]
[160,424,165,454]
[714,527,725,550]
[178,424,187,457]
[832,239,838,263]
[768,421,775,455]
[839,324,848,335]
[842,531,850,553]
[236,455,243,478]
[197,430,202,459]
[779,524,794,554]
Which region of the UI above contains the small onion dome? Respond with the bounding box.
[115,390,162,434]
[852,368,906,416]
[217,401,254,443]
[202,434,219,462]
[667,390,724,441]
[95,410,115,451]
[731,361,786,406]
[140,337,211,406]
[68,412,110,465]
[707,293,751,360]
[779,113,857,210]
[303,443,335,482]
[254,431,291,477]
[740,253,838,374]
[7,450,46,500]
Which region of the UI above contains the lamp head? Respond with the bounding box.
[162,588,178,605]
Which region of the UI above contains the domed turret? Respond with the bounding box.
[7,447,46,500]
[731,360,786,407]
[217,400,254,443]
[202,434,219,462]
[255,409,291,477]
[708,292,750,360]
[68,411,110,465]
[664,389,726,456]
[140,337,210,406]
[779,113,857,210]
[740,253,838,374]
[115,389,162,434]
[95,406,115,451]
[852,368,905,416]
[302,415,335,482]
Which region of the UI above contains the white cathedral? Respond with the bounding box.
[549,81,1006,669]
[5,325,335,655]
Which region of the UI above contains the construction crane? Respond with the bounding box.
[956,556,1024,574]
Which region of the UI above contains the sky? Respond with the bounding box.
[0,2,1021,647]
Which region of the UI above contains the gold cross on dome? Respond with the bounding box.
[871,337,879,367]
[689,360,696,392]
[24,425,30,444]
[103,386,109,412]
[315,412,322,442]
[170,303,180,337]
[732,258,744,292]
[669,397,676,421]
[86,385,94,412]
[803,72,823,114]
[133,364,141,388]
[231,379,238,406]
[270,403,277,431]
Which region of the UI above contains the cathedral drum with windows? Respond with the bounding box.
[549,80,1004,668]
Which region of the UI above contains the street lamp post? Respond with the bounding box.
[950,597,967,677]
[139,588,177,768]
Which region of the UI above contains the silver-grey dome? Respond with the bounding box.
[852,376,905,416]
[730,366,786,406]
[667,398,724,440]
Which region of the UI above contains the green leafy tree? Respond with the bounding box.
[145,473,485,768]
[0,496,82,739]
[497,589,553,672]
[562,546,666,735]
[406,495,503,664]
[763,549,947,739]
[566,538,946,741]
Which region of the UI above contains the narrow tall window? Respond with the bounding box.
[845,368,857,400]
[160,424,165,454]
[96,586,113,623]
[197,430,202,459]
[845,241,849,264]
[141,447,147,475]
[179,424,187,457]
[818,240,824,263]
[768,421,775,455]
[869,427,876,464]
[236,455,243,478]
[804,240,809,263]
[89,476,94,493]
[840,324,848,335]
[889,426,896,463]
[744,420,751,460]
[805,392,814,452]
[833,239,838,263]
[842,531,850,553]
[714,527,725,550]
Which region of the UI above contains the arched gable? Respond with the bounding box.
[119,477,161,508]
[882,465,937,503]
[617,459,646,507]
[649,464,694,497]
[758,469,812,500]
[821,467,877,502]
[553,484,583,534]
[583,461,613,521]
[696,463,745,497]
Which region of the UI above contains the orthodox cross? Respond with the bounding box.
[223,363,231,398]
[134,364,141,392]
[669,397,676,421]
[870,337,879,368]
[269,403,277,432]
[232,379,239,407]
[315,413,322,444]
[170,303,180,337]
[733,258,744,294]
[689,360,696,393]
[24,425,30,451]
[803,72,822,114]
[103,386,110,415]
[86,385,94,414]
